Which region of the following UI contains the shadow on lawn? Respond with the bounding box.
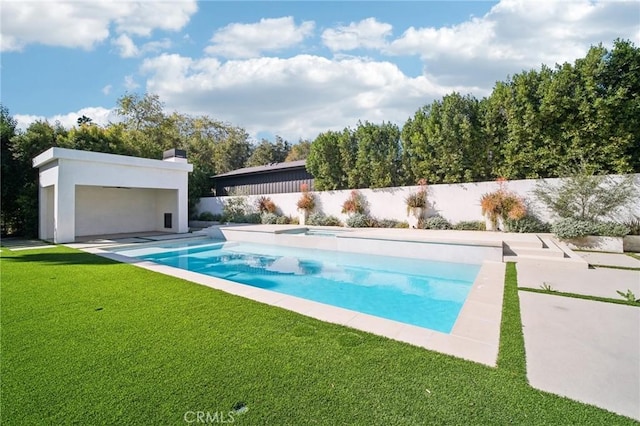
[5,251,129,266]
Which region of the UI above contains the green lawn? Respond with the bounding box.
[1,247,635,424]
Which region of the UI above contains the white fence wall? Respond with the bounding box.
[197,174,640,224]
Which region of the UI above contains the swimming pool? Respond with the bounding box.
[113,239,480,333]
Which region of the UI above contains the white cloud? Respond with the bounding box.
[124,75,140,90]
[14,107,119,131]
[102,85,112,95]
[322,18,393,51]
[112,1,197,37]
[111,35,172,58]
[112,34,139,58]
[0,0,197,52]
[140,53,471,141]
[385,0,640,87]
[205,16,315,58]
[141,38,172,55]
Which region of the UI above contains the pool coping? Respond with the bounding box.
[222,225,505,248]
[80,243,506,367]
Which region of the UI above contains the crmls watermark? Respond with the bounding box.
[183,411,235,424]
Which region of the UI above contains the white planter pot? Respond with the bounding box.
[407,207,424,229]
[298,210,308,226]
[564,236,624,253]
[623,235,640,253]
[485,216,503,232]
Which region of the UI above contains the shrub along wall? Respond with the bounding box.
[197,174,640,226]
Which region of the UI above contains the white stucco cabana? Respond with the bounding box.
[33,147,193,243]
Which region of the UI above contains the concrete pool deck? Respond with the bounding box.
[517,259,640,421]
[87,244,506,367]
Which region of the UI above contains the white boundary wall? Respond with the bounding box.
[197,174,640,224]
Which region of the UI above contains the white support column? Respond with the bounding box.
[54,170,76,243]
[39,185,55,241]
[39,184,47,241]
[177,177,189,233]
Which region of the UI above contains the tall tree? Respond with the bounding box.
[115,93,180,158]
[401,93,486,184]
[245,136,291,167]
[306,130,344,190]
[338,128,359,188]
[496,70,549,178]
[597,39,640,172]
[285,139,311,161]
[1,105,18,234]
[6,120,67,236]
[353,121,401,188]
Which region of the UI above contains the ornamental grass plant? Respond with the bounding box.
[480,178,526,230]
[296,183,315,212]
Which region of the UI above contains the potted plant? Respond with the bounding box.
[480,178,526,231]
[296,183,315,225]
[341,190,367,218]
[405,179,427,229]
[256,196,276,214]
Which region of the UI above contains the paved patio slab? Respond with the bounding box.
[578,251,640,269]
[517,263,640,300]
[520,291,640,420]
[1,238,55,251]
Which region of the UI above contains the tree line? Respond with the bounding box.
[1,94,311,236]
[308,39,639,189]
[1,39,638,236]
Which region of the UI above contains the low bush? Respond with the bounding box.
[453,221,486,231]
[376,219,400,228]
[323,215,343,227]
[261,213,280,224]
[552,218,630,239]
[222,197,250,222]
[503,215,551,233]
[243,213,262,224]
[308,212,343,227]
[307,212,326,226]
[346,213,370,228]
[552,219,595,239]
[623,217,640,236]
[197,212,219,221]
[593,222,630,237]
[422,216,452,230]
[276,215,290,225]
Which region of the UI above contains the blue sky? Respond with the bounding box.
[1,0,638,141]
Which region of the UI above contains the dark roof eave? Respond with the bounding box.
[211,160,307,179]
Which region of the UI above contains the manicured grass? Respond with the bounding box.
[1,247,636,424]
[497,263,527,379]
[520,287,640,307]
[591,264,640,271]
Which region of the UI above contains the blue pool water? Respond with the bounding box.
[113,239,480,333]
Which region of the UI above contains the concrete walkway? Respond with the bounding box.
[0,238,55,251]
[517,256,640,421]
[578,251,640,269]
[517,263,640,299]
